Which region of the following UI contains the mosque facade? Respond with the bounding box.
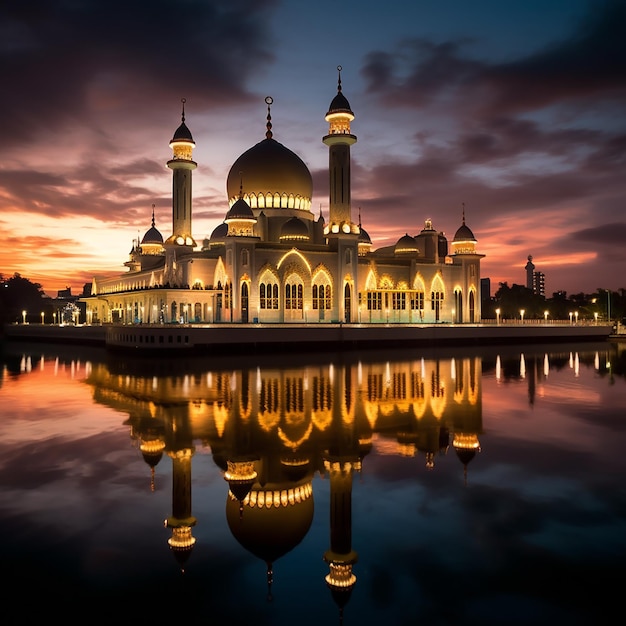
[83,70,483,327]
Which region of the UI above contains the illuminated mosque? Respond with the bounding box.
[83,68,483,326]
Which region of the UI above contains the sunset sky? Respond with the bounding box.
[1,0,624,298]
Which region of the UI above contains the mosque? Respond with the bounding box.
[83,68,483,327]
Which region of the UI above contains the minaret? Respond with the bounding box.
[525,255,535,291]
[323,66,358,237]
[323,455,359,625]
[163,406,197,572]
[165,98,197,248]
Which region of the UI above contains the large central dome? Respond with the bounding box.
[227,137,313,211]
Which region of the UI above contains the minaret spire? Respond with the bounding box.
[165,98,197,255]
[265,96,273,139]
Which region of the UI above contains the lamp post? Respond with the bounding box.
[22,310,26,324]
[569,312,573,325]
[41,312,44,325]
[520,309,525,323]
[575,311,578,324]
[544,310,548,323]
[495,308,500,325]
[594,312,598,325]
[53,312,57,325]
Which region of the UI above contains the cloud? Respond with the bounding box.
[0,0,279,146]
[362,0,626,118]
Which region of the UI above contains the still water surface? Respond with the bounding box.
[1,340,625,625]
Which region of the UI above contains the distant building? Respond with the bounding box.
[480,277,491,300]
[525,255,545,297]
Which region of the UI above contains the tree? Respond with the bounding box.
[0,273,51,324]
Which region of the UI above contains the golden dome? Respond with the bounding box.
[226,137,313,210]
[226,481,314,564]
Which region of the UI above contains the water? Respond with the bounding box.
[1,340,624,625]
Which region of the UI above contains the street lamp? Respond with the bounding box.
[594,312,598,325]
[22,310,26,324]
[575,311,579,324]
[495,308,501,325]
[544,310,549,323]
[569,312,573,325]
[520,309,525,323]
[41,311,44,324]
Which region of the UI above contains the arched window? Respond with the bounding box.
[259,281,279,309]
[260,283,266,309]
[313,283,332,309]
[285,281,303,310]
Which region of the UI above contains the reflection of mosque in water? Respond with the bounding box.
[84,352,484,618]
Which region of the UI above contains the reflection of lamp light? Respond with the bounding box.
[451,308,455,324]
[495,308,500,325]
[594,312,598,325]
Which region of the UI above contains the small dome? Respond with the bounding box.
[227,138,312,208]
[225,197,255,222]
[454,222,476,241]
[280,216,310,242]
[171,120,194,144]
[326,66,354,118]
[327,90,353,117]
[141,225,163,245]
[395,233,419,255]
[209,222,228,245]
[358,226,372,244]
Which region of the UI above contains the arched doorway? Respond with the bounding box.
[344,284,351,323]
[241,282,249,323]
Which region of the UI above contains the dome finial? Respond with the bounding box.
[462,202,466,225]
[151,203,156,228]
[181,98,186,123]
[358,206,362,227]
[337,65,343,93]
[265,96,273,139]
[239,171,244,198]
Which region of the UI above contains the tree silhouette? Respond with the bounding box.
[0,273,51,324]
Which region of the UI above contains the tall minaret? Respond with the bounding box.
[165,98,197,248]
[525,255,535,291]
[323,66,358,237]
